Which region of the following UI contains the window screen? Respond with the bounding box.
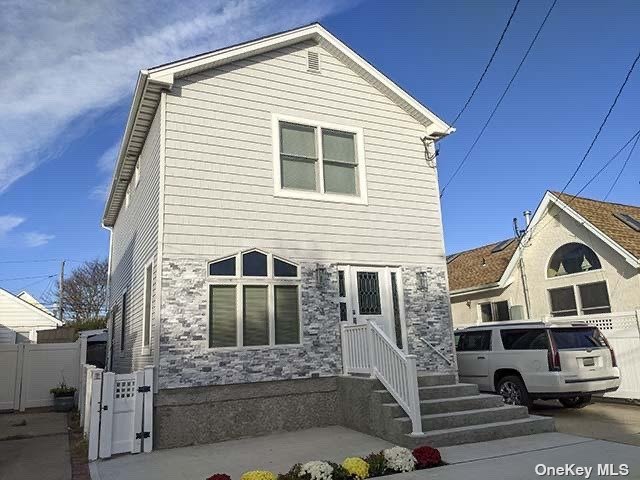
[578,282,611,315]
[243,286,269,346]
[209,285,237,348]
[280,123,317,191]
[275,286,299,344]
[322,129,357,195]
[549,287,578,317]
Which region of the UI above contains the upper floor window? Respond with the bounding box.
[547,243,601,278]
[273,116,367,204]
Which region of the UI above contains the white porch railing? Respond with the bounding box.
[341,322,422,435]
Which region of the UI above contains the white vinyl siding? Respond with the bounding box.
[0,290,60,344]
[162,40,445,265]
[109,108,161,372]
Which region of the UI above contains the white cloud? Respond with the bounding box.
[0,215,25,236]
[97,143,121,173]
[24,232,55,247]
[1,0,353,194]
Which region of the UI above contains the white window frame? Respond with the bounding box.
[272,114,368,205]
[141,260,153,356]
[207,250,302,350]
[477,299,511,323]
[548,280,611,317]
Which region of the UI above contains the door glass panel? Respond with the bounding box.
[390,272,402,349]
[357,271,381,315]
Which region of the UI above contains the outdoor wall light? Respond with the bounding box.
[416,271,429,291]
[316,265,330,288]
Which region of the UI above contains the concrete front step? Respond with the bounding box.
[416,373,457,387]
[374,383,479,403]
[394,405,528,433]
[402,415,556,448]
[383,394,505,417]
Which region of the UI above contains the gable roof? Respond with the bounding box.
[17,291,52,314]
[0,287,62,326]
[551,192,640,260]
[102,23,453,227]
[447,238,518,292]
[448,191,640,294]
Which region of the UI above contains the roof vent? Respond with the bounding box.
[491,239,515,254]
[613,212,640,232]
[307,51,320,72]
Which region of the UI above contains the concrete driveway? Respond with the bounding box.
[0,411,71,480]
[532,399,640,446]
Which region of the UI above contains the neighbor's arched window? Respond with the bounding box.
[547,243,601,278]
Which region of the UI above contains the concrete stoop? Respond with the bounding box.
[367,373,555,448]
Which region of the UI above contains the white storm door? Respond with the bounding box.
[349,267,395,339]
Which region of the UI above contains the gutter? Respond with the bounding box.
[449,277,514,298]
[101,70,150,226]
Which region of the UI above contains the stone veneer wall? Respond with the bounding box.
[158,259,342,389]
[401,266,457,373]
[158,259,456,389]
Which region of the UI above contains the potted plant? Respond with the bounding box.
[50,382,76,412]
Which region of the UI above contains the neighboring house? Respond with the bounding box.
[17,291,53,314]
[0,288,62,343]
[102,24,552,448]
[448,191,640,326]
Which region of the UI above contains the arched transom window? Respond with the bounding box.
[207,250,300,349]
[547,243,601,278]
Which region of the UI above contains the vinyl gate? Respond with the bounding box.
[547,311,640,400]
[85,366,153,460]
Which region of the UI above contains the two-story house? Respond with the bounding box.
[103,24,553,449]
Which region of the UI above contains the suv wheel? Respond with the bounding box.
[559,394,592,408]
[497,375,530,407]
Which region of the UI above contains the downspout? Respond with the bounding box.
[102,224,114,371]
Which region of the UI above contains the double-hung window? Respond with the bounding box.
[479,301,510,322]
[274,117,366,203]
[208,250,301,348]
[549,281,611,317]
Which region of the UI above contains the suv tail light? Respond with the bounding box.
[547,332,561,371]
[599,330,617,367]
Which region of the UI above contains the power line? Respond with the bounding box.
[526,128,640,243]
[450,0,522,126]
[0,274,57,282]
[0,258,86,264]
[604,133,640,200]
[16,275,57,293]
[560,48,640,193]
[440,0,558,198]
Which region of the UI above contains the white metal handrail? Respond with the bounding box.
[341,322,422,435]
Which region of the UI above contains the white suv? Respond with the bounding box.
[454,321,621,407]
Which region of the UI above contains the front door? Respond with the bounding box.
[348,267,395,340]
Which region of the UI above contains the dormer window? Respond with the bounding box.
[207,250,300,348]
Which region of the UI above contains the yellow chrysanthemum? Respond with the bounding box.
[240,471,276,480]
[342,457,369,479]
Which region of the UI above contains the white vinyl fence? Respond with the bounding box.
[0,339,85,411]
[341,322,422,435]
[547,311,640,400]
[84,366,154,460]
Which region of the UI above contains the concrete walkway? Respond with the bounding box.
[0,412,71,480]
[90,427,640,480]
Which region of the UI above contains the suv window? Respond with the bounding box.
[457,331,492,351]
[500,329,549,350]
[550,327,606,350]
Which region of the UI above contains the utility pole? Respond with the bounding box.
[58,260,65,322]
[513,218,531,319]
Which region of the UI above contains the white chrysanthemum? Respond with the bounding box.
[383,446,416,472]
[300,461,334,480]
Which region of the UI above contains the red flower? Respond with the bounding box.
[207,474,231,480]
[412,446,442,468]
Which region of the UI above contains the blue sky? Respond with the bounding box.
[1,0,639,301]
